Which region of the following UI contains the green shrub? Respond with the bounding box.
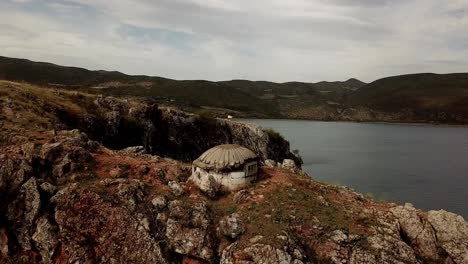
[264,128,285,142]
[226,205,238,214]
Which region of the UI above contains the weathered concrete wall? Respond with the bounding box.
[190,164,257,192]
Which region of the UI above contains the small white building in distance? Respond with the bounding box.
[190,144,258,193]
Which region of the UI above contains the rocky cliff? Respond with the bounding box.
[0,81,300,165]
[1,81,467,264]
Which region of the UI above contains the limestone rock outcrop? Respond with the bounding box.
[281,159,300,172]
[165,200,215,262]
[428,210,468,264]
[219,213,245,239]
[390,204,439,261]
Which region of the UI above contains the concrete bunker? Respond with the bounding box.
[190,144,258,192]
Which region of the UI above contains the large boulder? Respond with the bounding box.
[0,159,32,196]
[151,195,167,210]
[219,213,245,239]
[349,218,419,264]
[264,159,277,168]
[168,181,185,197]
[281,159,299,172]
[40,142,64,162]
[390,204,439,261]
[165,200,214,262]
[38,130,94,182]
[427,210,468,264]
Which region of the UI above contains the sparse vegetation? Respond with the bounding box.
[157,169,168,184]
[226,205,238,214]
[264,128,285,142]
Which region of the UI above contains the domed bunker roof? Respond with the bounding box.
[193,144,258,171]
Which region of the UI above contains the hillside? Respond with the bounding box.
[1,81,467,264]
[220,78,365,97]
[0,56,280,117]
[1,56,468,123]
[0,56,360,118]
[347,73,468,122]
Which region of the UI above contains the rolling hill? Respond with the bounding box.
[0,56,280,117]
[347,73,468,123]
[1,55,468,123]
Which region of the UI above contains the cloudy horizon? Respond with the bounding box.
[1,0,467,83]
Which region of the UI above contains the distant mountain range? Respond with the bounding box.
[1,55,467,124]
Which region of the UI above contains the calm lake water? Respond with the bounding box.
[241,119,468,218]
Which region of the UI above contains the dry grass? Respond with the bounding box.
[207,167,383,252]
[0,80,144,133]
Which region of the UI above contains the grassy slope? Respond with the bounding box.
[220,78,366,96]
[0,56,280,117]
[348,73,468,117]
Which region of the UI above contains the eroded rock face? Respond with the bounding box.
[0,159,32,196]
[22,129,96,185]
[137,106,302,165]
[428,210,468,264]
[0,228,9,258]
[357,233,419,264]
[166,200,214,262]
[346,218,420,264]
[32,216,58,264]
[40,142,64,162]
[7,177,41,250]
[390,204,439,261]
[80,98,302,165]
[53,181,168,264]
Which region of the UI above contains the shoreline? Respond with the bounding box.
[234,117,468,128]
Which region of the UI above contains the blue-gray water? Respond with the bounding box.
[241,119,468,218]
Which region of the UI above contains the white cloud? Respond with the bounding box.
[0,0,467,82]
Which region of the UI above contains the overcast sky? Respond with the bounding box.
[1,0,467,82]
